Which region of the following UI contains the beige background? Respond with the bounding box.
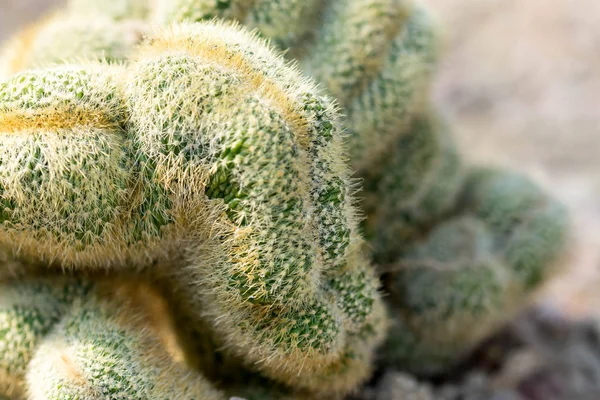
[1,0,599,316]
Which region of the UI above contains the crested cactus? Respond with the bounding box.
[380,168,569,374]
[0,0,572,396]
[152,0,440,172]
[0,275,227,399]
[0,21,386,395]
[67,0,150,21]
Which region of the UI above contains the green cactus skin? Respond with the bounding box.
[245,0,325,52]
[0,15,145,77]
[27,16,146,68]
[380,168,569,374]
[26,281,226,400]
[0,22,386,395]
[0,64,149,267]
[155,0,323,52]
[362,111,465,265]
[0,277,92,398]
[463,168,570,289]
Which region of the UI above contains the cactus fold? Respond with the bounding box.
[26,281,225,400]
[0,15,144,78]
[361,112,464,264]
[0,21,386,395]
[0,277,91,397]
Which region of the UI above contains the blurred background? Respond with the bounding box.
[1,0,598,316]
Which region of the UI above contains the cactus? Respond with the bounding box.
[0,0,572,395]
[151,0,439,172]
[0,21,386,395]
[67,0,150,20]
[2,0,437,171]
[380,168,569,374]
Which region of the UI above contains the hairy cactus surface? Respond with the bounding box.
[0,275,228,399]
[0,0,573,396]
[152,0,440,173]
[2,0,437,170]
[0,21,386,395]
[380,168,569,373]
[67,0,150,20]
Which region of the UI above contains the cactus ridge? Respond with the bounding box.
[0,15,145,79]
[26,282,225,400]
[362,112,464,264]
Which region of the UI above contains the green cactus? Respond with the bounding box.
[0,277,92,397]
[152,0,439,172]
[153,0,255,25]
[380,168,569,374]
[0,0,571,392]
[463,168,569,288]
[0,21,386,395]
[3,0,436,167]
